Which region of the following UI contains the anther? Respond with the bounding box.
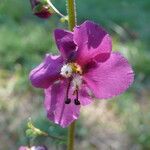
[74,98,80,105]
[60,64,72,78]
[65,98,71,104]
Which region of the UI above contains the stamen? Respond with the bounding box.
[74,98,80,105]
[65,79,72,105]
[60,64,72,78]
[65,98,71,104]
[74,89,80,105]
[72,75,82,91]
[60,63,82,78]
[71,63,82,74]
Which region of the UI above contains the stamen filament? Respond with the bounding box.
[65,78,72,104]
[74,89,80,105]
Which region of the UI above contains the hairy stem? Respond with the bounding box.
[67,0,77,31]
[66,0,77,150]
[67,121,76,150]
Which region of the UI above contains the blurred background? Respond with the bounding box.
[0,0,150,149]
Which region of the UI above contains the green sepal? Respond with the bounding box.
[26,120,48,138]
[60,16,68,23]
[33,3,44,13]
[33,1,55,14]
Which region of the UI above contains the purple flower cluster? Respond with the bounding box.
[29,21,134,127]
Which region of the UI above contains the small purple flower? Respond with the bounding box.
[19,146,27,150]
[19,146,48,150]
[29,21,134,128]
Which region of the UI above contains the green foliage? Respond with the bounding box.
[26,119,48,138]
[112,93,150,149]
[28,114,67,147]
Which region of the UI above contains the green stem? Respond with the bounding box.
[67,121,76,150]
[66,0,77,150]
[67,0,77,31]
[47,0,65,18]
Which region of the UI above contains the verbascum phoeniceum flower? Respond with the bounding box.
[19,146,48,150]
[29,21,134,128]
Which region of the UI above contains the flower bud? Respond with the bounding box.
[30,0,54,19]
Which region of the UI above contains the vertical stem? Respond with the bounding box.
[67,121,76,150]
[67,0,77,31]
[66,0,77,150]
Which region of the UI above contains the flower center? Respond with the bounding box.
[60,64,73,78]
[61,63,83,105]
[60,63,82,78]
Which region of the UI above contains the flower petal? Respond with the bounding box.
[44,80,80,128]
[83,52,134,99]
[54,29,77,61]
[29,54,63,88]
[18,146,28,150]
[78,85,93,106]
[74,21,112,66]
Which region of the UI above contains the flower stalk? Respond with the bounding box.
[47,0,65,18]
[67,0,77,31]
[66,0,77,150]
[67,121,76,150]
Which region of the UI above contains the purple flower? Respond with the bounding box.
[19,146,48,150]
[18,146,27,150]
[29,21,134,128]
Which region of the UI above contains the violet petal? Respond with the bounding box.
[78,84,92,106]
[83,52,134,99]
[44,80,80,128]
[74,21,112,66]
[29,54,63,88]
[18,146,28,150]
[54,29,77,61]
